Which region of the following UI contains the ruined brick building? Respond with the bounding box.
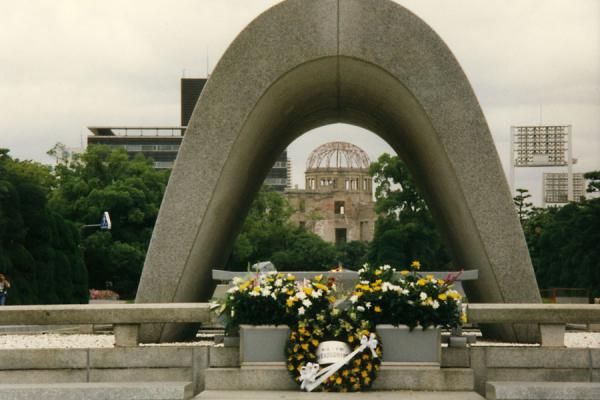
[285,142,376,245]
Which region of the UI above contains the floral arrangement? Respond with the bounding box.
[286,309,381,392]
[218,272,336,332]
[346,261,465,330]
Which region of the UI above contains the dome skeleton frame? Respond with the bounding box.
[306,142,371,171]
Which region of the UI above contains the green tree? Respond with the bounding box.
[367,154,451,269]
[50,145,170,298]
[523,199,600,297]
[584,170,600,193]
[0,149,87,304]
[227,189,337,271]
[513,188,533,223]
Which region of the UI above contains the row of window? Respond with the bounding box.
[306,177,371,191]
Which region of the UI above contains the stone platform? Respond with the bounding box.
[195,390,485,399]
[205,366,474,392]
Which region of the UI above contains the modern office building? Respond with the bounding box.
[87,78,291,191]
[285,142,376,245]
[543,172,586,204]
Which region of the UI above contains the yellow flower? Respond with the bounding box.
[314,274,323,282]
[350,377,356,383]
[328,296,336,303]
[298,327,305,335]
[311,339,319,347]
[286,298,295,307]
[287,274,296,281]
[288,364,294,371]
[342,370,349,377]
[301,343,309,351]
[252,286,261,293]
[426,274,434,280]
[438,293,447,301]
[374,306,382,313]
[411,260,421,269]
[364,376,371,384]
[348,336,354,343]
[297,354,304,360]
[336,377,342,385]
[438,279,445,285]
[329,376,335,382]
[239,281,251,291]
[417,279,426,286]
[460,313,468,323]
[366,363,372,371]
[303,287,313,296]
[400,270,410,276]
[314,283,329,291]
[375,270,382,275]
[361,370,368,378]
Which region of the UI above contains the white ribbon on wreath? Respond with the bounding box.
[301,333,379,392]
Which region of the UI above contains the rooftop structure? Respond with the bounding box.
[87,79,291,190]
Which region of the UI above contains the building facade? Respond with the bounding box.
[285,142,376,245]
[87,78,291,191]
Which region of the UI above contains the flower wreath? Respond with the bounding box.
[286,309,382,392]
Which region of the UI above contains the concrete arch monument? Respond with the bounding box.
[136,0,541,342]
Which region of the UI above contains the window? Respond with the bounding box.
[334,201,345,215]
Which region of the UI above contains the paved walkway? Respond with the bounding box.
[195,391,485,399]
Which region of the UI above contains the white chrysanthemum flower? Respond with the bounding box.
[383,264,391,270]
[261,288,271,297]
[296,291,306,300]
[357,306,365,312]
[231,309,235,317]
[298,306,305,315]
[350,295,359,304]
[311,290,321,299]
[420,292,428,301]
[271,293,277,300]
[401,289,409,295]
[232,277,244,285]
[227,286,239,293]
[302,299,312,308]
[432,300,440,309]
[274,279,283,287]
[366,302,372,309]
[249,290,259,297]
[360,280,370,285]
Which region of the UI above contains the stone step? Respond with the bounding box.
[208,345,471,368]
[486,381,600,400]
[0,381,193,400]
[205,366,474,391]
[194,390,486,399]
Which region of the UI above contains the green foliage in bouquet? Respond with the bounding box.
[347,261,465,330]
[218,272,336,333]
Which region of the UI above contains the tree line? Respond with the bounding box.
[1,145,598,302]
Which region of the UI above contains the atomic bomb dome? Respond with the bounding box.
[286,141,376,245]
[306,142,370,171]
[303,142,373,195]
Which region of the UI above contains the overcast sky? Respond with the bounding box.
[1,0,598,205]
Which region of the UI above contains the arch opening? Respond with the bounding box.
[136,0,540,343]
